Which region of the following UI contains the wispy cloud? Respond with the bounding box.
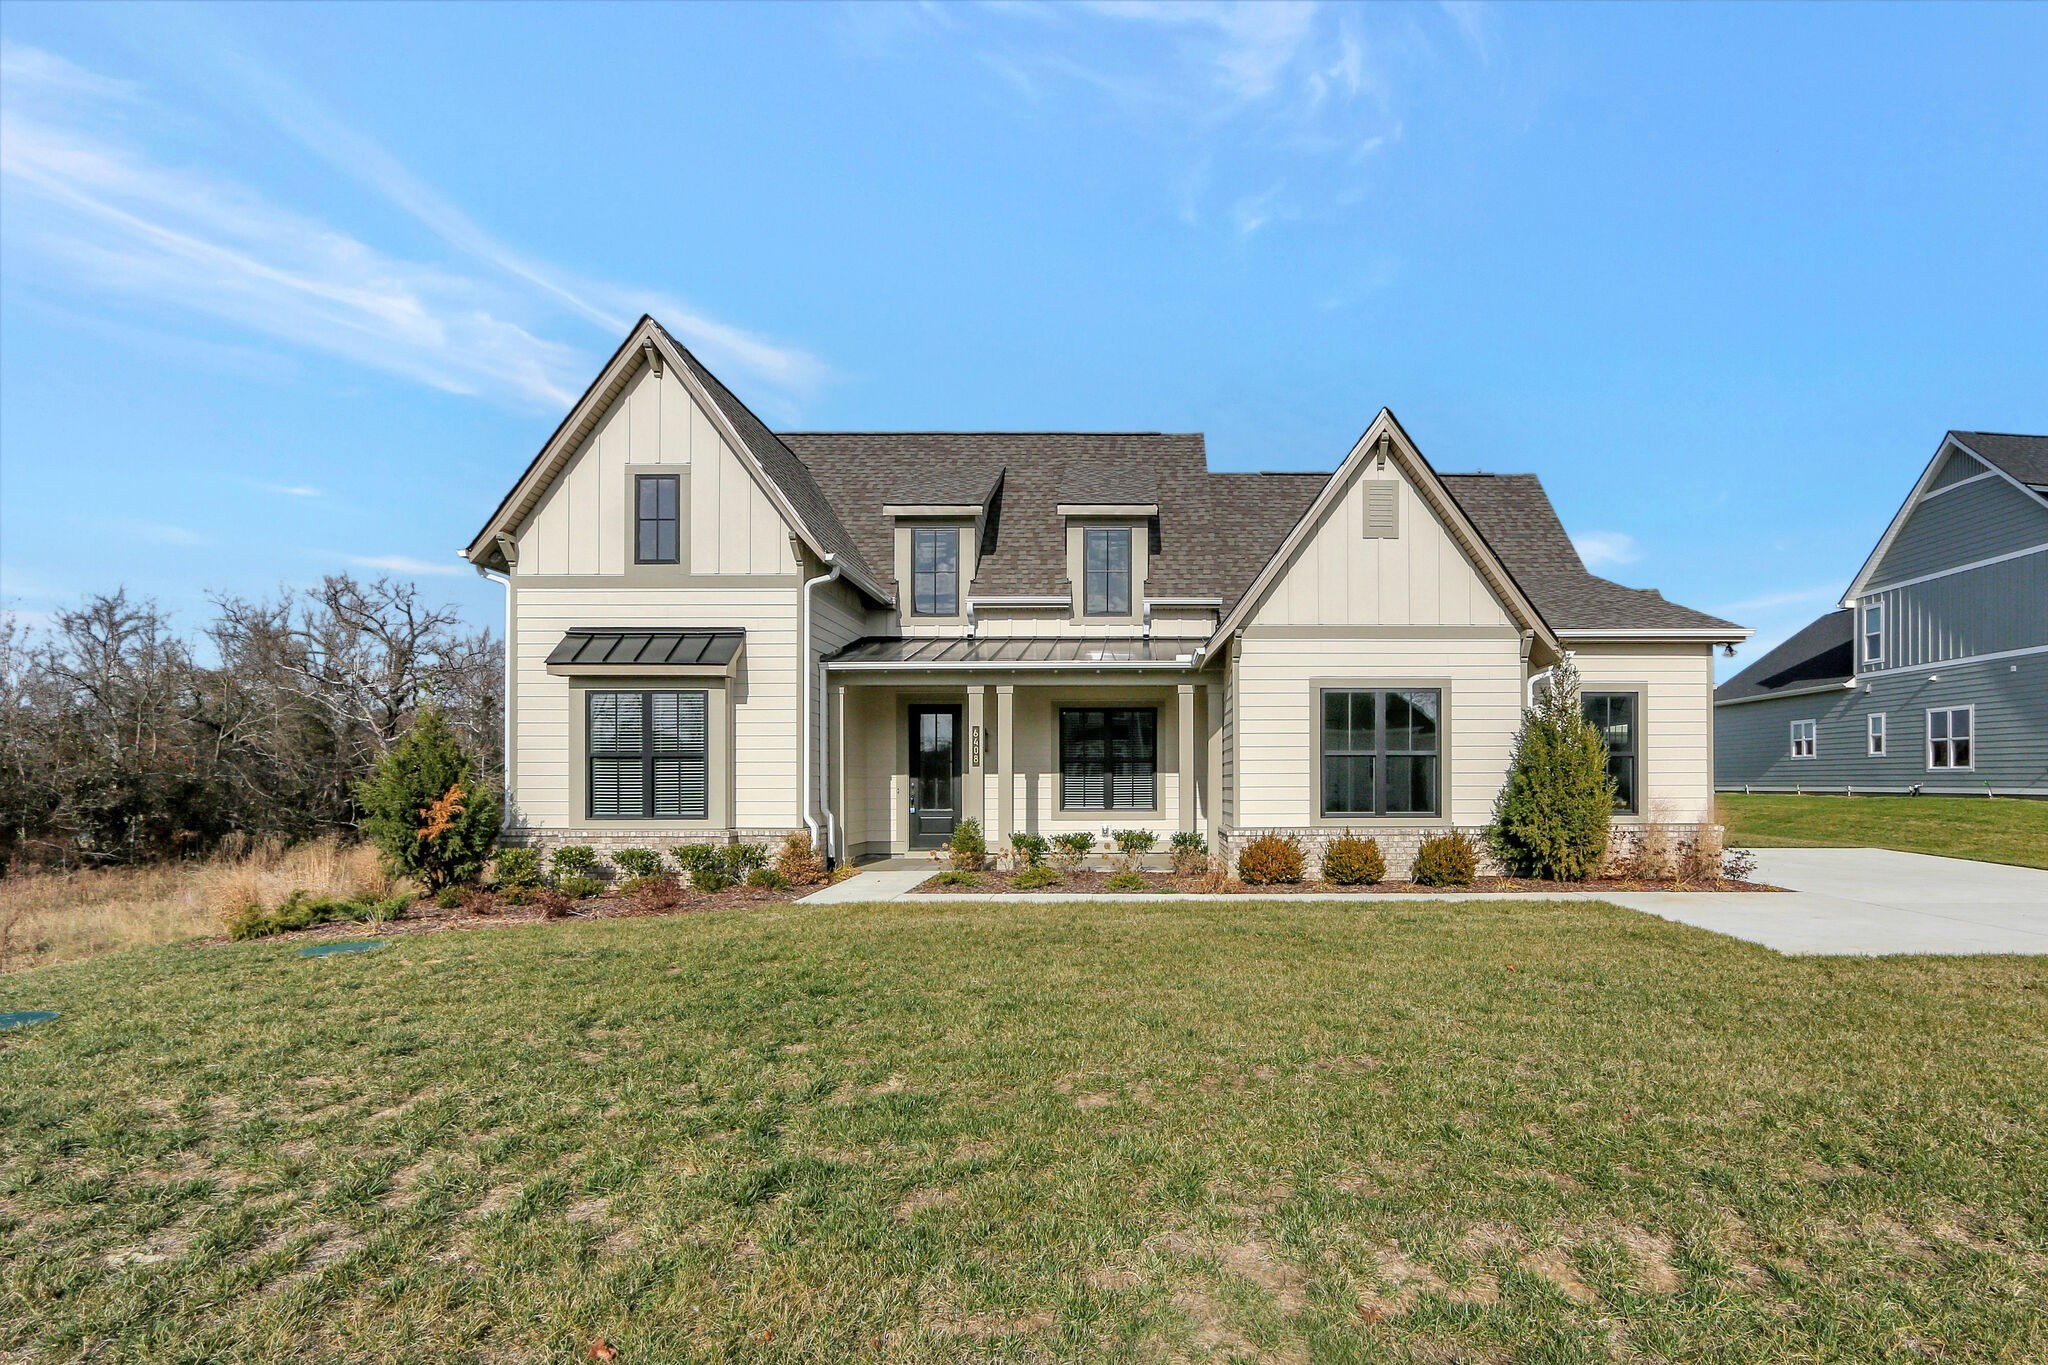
[342,553,469,578]
[1712,583,1842,617]
[1570,530,1640,569]
[112,519,212,547]
[254,482,323,498]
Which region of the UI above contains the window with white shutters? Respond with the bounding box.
[588,690,708,819]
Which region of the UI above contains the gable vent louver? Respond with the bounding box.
[1362,482,1400,539]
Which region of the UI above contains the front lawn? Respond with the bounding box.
[4,900,2044,1362]
[1718,792,2048,869]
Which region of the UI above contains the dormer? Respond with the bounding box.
[884,468,1003,629]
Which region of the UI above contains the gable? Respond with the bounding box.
[514,357,799,577]
[1926,447,1989,491]
[1864,465,2048,588]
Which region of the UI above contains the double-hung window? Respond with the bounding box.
[1582,692,1638,813]
[911,527,959,617]
[635,474,680,564]
[1083,527,1132,616]
[1790,719,1816,759]
[588,690,708,819]
[1059,707,1156,810]
[1319,688,1441,818]
[1861,601,1884,666]
[1867,713,1887,757]
[1927,706,1973,770]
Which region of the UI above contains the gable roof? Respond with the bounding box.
[1841,429,2048,604]
[1713,610,1853,705]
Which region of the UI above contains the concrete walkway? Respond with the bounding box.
[799,847,2048,956]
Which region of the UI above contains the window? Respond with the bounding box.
[1790,719,1816,759]
[1319,688,1441,818]
[1927,706,1973,770]
[1083,527,1132,616]
[635,474,679,564]
[588,690,708,819]
[910,527,960,616]
[1862,601,1884,665]
[1059,707,1156,810]
[1582,692,1638,814]
[1868,713,1887,757]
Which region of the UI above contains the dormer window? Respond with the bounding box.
[911,527,960,617]
[635,474,679,564]
[1083,527,1132,616]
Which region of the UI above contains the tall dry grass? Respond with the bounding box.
[0,836,405,975]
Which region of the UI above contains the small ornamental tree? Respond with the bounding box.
[357,709,498,891]
[1487,655,1615,881]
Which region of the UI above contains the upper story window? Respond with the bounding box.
[635,474,679,564]
[910,527,960,617]
[1861,601,1884,665]
[1790,719,1816,759]
[1083,527,1132,616]
[1582,692,1638,814]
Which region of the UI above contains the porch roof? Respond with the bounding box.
[825,635,1200,671]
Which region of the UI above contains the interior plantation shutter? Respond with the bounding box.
[1362,481,1400,538]
[1110,709,1156,809]
[588,692,645,819]
[589,690,709,820]
[651,691,709,820]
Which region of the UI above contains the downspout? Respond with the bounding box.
[473,560,513,824]
[800,553,843,860]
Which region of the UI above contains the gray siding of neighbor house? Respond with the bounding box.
[1860,551,2048,671]
[1716,650,2048,795]
[1865,474,2048,586]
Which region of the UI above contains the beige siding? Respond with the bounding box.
[812,576,872,855]
[1571,641,1717,824]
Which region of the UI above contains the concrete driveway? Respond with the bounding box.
[1611,847,2048,956]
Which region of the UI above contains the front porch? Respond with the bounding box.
[825,647,1218,862]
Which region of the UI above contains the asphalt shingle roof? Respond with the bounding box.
[1951,431,2048,489]
[1713,610,1854,704]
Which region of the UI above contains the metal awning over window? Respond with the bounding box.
[825,636,1197,671]
[546,628,744,676]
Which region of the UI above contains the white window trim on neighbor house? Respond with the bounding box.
[1790,718,1817,759]
[1927,705,1975,771]
[1861,600,1884,666]
[1867,712,1886,757]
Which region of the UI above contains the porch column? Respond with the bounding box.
[830,682,850,862]
[1204,679,1224,834]
[965,686,987,827]
[1177,683,1197,835]
[995,684,1016,843]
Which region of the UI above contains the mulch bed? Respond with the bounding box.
[915,869,1782,895]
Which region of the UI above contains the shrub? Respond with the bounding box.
[1012,865,1061,890]
[689,863,734,893]
[773,831,827,886]
[1197,854,1240,893]
[532,888,573,920]
[670,843,720,873]
[1110,829,1156,873]
[1412,830,1480,887]
[1050,832,1095,872]
[1168,831,1208,877]
[612,848,663,880]
[947,818,987,872]
[1321,835,1385,886]
[492,847,543,890]
[498,885,535,907]
[223,889,411,940]
[747,867,789,890]
[1721,846,1759,883]
[933,869,981,888]
[551,846,600,880]
[1237,834,1304,885]
[555,874,606,900]
[434,886,465,910]
[355,709,498,892]
[726,843,769,877]
[1104,871,1148,891]
[1487,656,1614,881]
[1008,832,1050,869]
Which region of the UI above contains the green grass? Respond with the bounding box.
[1720,792,2048,869]
[4,901,2045,1363]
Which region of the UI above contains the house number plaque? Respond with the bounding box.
[971,725,981,768]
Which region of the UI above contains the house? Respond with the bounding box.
[463,318,1748,875]
[1714,431,2048,797]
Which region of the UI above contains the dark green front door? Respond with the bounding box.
[909,705,961,849]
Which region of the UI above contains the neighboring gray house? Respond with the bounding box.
[1715,431,2048,797]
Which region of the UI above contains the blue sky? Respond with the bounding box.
[3,1,2043,676]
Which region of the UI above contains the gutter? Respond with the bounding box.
[800,553,844,862]
[472,558,514,823]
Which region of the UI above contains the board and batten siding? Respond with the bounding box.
[1571,641,1718,824]
[1858,551,2048,672]
[1864,473,2048,587]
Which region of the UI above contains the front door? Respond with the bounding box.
[908,705,962,849]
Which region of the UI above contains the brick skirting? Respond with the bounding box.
[499,828,794,861]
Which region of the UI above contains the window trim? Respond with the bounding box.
[1082,526,1133,618]
[1308,679,1451,825]
[909,525,960,618]
[586,688,711,821]
[1926,705,1975,772]
[1057,706,1159,812]
[1861,600,1884,666]
[1582,690,1641,816]
[1790,718,1817,760]
[566,676,726,829]
[1867,712,1886,757]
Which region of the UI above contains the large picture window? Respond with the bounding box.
[911,527,959,616]
[1582,692,1638,814]
[635,474,679,564]
[1319,688,1440,818]
[1927,706,1973,770]
[1083,527,1132,616]
[588,690,708,819]
[1059,707,1156,810]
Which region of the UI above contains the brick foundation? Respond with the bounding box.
[499,827,796,863]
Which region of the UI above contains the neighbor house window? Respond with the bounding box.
[1319,688,1441,818]
[1868,713,1887,757]
[588,690,708,819]
[1927,706,1973,770]
[1059,707,1156,810]
[1790,719,1816,759]
[911,527,959,616]
[1583,692,1638,814]
[635,474,679,564]
[1862,601,1884,665]
[1083,527,1132,616]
